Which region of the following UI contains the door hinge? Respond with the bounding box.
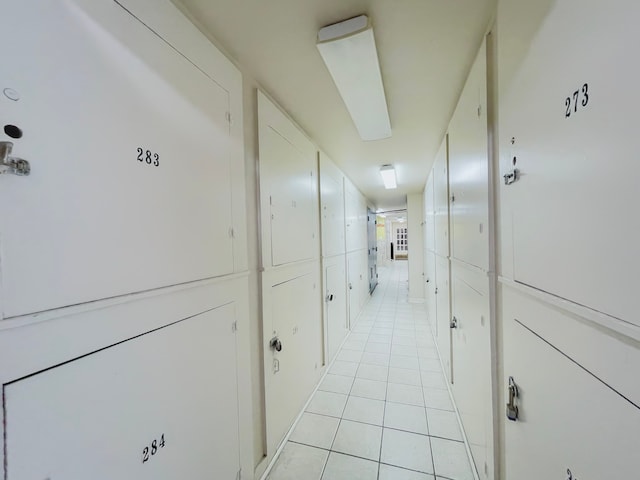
[232,321,237,333]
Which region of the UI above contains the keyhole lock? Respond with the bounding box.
[506,376,519,421]
[270,336,282,352]
[326,293,334,302]
[0,141,30,176]
[450,316,458,329]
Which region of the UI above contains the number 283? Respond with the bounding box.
[137,147,160,167]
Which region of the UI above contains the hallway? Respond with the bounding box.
[266,261,474,480]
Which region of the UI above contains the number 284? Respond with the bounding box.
[565,83,589,118]
[142,434,165,463]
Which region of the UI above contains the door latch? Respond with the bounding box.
[326,293,334,302]
[0,141,30,176]
[270,336,282,352]
[450,316,458,329]
[503,168,519,185]
[506,376,519,421]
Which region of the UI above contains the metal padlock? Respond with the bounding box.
[270,336,282,352]
[506,376,519,421]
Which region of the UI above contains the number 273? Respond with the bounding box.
[565,83,589,117]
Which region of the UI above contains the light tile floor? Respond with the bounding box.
[267,261,475,480]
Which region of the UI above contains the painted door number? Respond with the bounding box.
[137,147,160,167]
[565,83,589,118]
[142,434,165,463]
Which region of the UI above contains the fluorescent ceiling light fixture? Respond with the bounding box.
[380,164,397,189]
[317,15,391,141]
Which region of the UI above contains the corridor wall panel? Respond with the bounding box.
[0,0,245,319]
[319,152,346,258]
[498,0,640,327]
[433,137,450,259]
[448,41,489,272]
[258,93,319,268]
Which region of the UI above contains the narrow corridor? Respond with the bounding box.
[266,261,475,480]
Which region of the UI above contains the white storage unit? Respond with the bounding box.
[424,172,436,253]
[4,305,241,480]
[319,152,346,258]
[433,136,450,259]
[502,289,640,479]
[498,0,640,326]
[425,250,438,336]
[263,271,322,453]
[323,256,349,362]
[449,41,489,271]
[450,267,493,480]
[258,92,319,268]
[435,254,452,381]
[0,0,244,319]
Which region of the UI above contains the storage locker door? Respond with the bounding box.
[320,171,345,258]
[449,41,489,271]
[450,273,491,480]
[433,137,450,258]
[435,255,451,381]
[265,129,316,266]
[347,254,359,327]
[266,274,320,450]
[503,311,640,478]
[425,250,438,337]
[424,173,436,253]
[499,0,640,325]
[0,0,234,318]
[4,305,240,479]
[326,261,348,362]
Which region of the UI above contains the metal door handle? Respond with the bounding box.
[0,141,30,176]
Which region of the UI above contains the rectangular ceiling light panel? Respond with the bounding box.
[317,15,391,141]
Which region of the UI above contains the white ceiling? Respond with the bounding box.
[175,0,495,210]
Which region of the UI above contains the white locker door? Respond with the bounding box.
[347,254,359,327]
[499,0,640,325]
[0,0,234,318]
[4,305,240,479]
[435,255,451,381]
[424,173,436,253]
[425,250,437,337]
[265,274,320,451]
[320,170,345,258]
[449,41,489,271]
[433,136,450,258]
[325,261,348,362]
[450,273,492,480]
[503,310,640,478]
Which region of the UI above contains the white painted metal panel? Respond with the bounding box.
[347,251,365,326]
[425,250,437,337]
[324,258,348,362]
[424,172,436,253]
[503,297,640,479]
[498,0,640,325]
[257,92,318,269]
[433,136,450,258]
[319,153,346,257]
[4,305,240,479]
[450,267,492,480]
[449,41,489,271]
[265,272,322,452]
[0,0,235,318]
[435,254,451,381]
